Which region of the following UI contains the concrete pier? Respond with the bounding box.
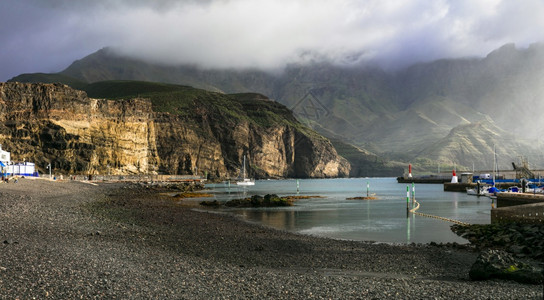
[496,192,544,208]
[397,176,449,184]
[492,193,544,224]
[443,182,519,192]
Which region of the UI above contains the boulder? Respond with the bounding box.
[469,249,543,284]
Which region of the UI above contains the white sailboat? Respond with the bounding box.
[485,144,499,198]
[236,155,255,186]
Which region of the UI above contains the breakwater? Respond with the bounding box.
[492,193,544,224]
[397,176,449,184]
[443,182,519,192]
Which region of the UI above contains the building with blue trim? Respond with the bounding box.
[0,145,39,177]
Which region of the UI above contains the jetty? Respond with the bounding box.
[443,181,520,192]
[396,163,451,183]
[396,176,450,184]
[492,192,544,224]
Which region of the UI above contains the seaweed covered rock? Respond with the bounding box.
[469,249,543,284]
[224,194,293,207]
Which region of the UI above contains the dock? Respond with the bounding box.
[443,182,520,192]
[396,176,450,184]
[492,193,544,224]
[496,192,544,208]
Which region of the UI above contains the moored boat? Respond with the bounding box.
[236,155,255,186]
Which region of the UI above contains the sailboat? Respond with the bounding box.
[236,155,255,186]
[484,144,499,198]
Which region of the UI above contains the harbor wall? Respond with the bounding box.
[443,182,520,192]
[492,193,544,224]
[491,202,544,224]
[496,192,544,208]
[397,176,449,184]
[443,183,475,192]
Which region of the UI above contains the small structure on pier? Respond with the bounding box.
[460,173,473,184]
[512,157,535,180]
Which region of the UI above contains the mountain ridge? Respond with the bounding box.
[9,43,544,172]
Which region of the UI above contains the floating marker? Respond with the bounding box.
[408,164,412,178]
[407,214,411,243]
[412,182,416,208]
[296,179,300,193]
[406,185,410,215]
[366,181,370,197]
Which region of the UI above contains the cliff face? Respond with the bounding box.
[0,82,349,178]
[0,82,158,175]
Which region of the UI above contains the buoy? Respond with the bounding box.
[406,185,410,216]
[408,164,412,178]
[411,182,415,206]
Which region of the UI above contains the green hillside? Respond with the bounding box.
[9,72,87,90]
[84,81,303,129]
[83,80,191,99]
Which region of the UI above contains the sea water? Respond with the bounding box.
[204,178,492,244]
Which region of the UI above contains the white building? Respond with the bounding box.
[0,145,10,165]
[5,162,37,176]
[0,145,38,177]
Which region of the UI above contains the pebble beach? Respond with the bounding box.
[0,178,541,299]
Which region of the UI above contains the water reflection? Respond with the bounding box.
[240,210,297,229]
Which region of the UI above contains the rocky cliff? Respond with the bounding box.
[0,82,350,178]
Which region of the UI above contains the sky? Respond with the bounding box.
[1,0,544,81]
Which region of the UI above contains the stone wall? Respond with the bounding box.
[492,193,544,224]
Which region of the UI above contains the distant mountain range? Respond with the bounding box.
[10,43,544,173]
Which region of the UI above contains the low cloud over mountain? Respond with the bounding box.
[2,0,544,81]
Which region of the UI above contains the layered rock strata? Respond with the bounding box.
[0,82,349,178]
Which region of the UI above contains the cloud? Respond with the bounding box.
[2,0,544,81]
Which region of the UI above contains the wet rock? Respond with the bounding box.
[507,245,526,255]
[469,249,543,284]
[451,223,544,259]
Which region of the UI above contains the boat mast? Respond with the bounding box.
[493,144,496,186]
[242,155,246,179]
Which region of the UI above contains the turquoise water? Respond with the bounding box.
[204,178,492,244]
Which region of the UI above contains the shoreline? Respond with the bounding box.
[0,178,540,298]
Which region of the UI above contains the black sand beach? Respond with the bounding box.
[0,178,541,299]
